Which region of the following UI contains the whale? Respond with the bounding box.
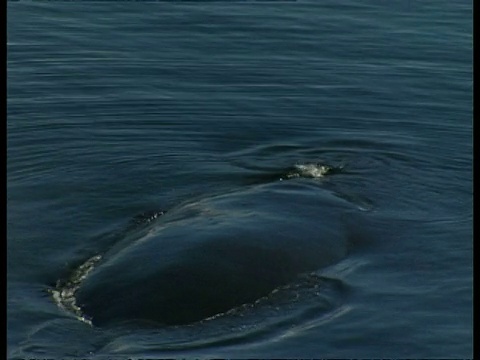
[57,179,358,327]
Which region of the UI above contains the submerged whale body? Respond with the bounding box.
[73,181,354,327]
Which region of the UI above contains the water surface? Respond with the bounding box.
[7,0,472,358]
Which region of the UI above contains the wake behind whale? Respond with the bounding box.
[52,169,360,328]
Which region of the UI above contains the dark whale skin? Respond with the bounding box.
[75,181,352,327]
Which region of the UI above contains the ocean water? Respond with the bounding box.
[7,0,472,358]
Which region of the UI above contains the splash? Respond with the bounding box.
[49,255,102,326]
[281,163,343,180]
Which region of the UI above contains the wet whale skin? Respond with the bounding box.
[75,182,351,326]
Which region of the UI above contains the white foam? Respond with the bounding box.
[49,255,102,326]
[295,164,332,178]
[281,163,335,180]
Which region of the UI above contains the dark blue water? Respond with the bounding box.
[7,0,472,358]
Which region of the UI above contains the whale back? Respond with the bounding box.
[74,181,353,326]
